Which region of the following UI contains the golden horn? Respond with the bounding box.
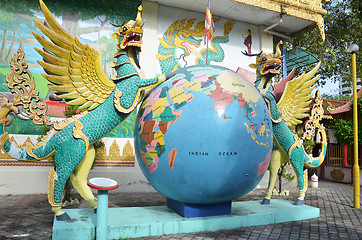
[135,5,143,28]
[274,40,282,58]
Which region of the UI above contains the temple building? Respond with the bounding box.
[0,0,330,194]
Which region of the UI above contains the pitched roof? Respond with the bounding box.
[330,88,362,115]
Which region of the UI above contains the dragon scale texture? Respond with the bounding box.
[0,0,167,221]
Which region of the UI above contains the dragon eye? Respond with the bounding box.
[262,57,267,61]
[123,27,127,32]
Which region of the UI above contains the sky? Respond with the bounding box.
[316,81,340,95]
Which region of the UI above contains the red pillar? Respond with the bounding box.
[343,144,348,167]
[320,145,328,179]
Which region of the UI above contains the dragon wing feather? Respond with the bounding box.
[33,0,115,111]
[277,62,321,127]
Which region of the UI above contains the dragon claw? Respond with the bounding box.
[56,212,71,221]
[261,198,271,205]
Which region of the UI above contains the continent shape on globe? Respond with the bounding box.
[135,65,273,204]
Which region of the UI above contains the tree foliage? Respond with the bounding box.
[287,0,361,87]
[333,97,362,145]
[0,0,141,23]
[321,93,351,101]
[0,0,140,64]
[333,120,362,145]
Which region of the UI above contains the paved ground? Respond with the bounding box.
[0,180,361,240]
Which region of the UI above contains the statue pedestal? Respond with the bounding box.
[167,198,231,218]
[52,199,319,240]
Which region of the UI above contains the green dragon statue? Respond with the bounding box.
[156,18,234,73]
[0,0,171,221]
[247,41,327,205]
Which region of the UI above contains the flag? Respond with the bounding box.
[204,0,215,44]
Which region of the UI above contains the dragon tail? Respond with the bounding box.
[0,48,53,161]
[302,91,327,168]
[304,126,327,168]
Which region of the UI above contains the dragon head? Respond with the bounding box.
[112,5,144,51]
[248,41,282,95]
[160,19,204,57]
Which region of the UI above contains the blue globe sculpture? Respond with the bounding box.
[135,65,273,205]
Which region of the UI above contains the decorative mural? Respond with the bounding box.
[242,27,254,55]
[156,18,235,73]
[0,0,140,167]
[0,138,134,167]
[156,5,260,75]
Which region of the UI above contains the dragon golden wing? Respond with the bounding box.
[33,0,115,111]
[277,62,321,127]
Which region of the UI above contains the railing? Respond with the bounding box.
[326,144,361,167]
[327,145,343,166]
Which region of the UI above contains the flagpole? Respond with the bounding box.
[206,39,209,65]
[205,0,214,65]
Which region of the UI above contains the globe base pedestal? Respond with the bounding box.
[167,198,231,218]
[52,200,320,239]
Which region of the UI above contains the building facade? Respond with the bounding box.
[0,0,329,194]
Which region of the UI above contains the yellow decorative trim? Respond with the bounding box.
[48,169,61,207]
[298,169,309,197]
[288,134,303,157]
[73,121,89,151]
[54,111,88,131]
[0,160,53,167]
[113,71,158,113]
[0,132,9,151]
[114,89,124,112]
[111,73,138,81]
[265,98,283,123]
[5,48,52,126]
[26,142,41,159]
[233,0,328,40]
[302,91,324,140]
[233,0,327,19]
[156,53,173,60]
[121,140,135,162]
[0,99,17,120]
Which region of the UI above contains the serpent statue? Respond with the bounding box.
[247,41,327,205]
[156,18,234,73]
[0,0,171,221]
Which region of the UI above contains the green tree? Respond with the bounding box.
[333,97,362,145]
[0,0,141,27]
[287,0,361,87]
[321,93,351,101]
[0,0,141,63]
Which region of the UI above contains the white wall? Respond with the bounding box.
[324,165,362,185]
[0,0,275,195]
[0,135,156,195]
[140,1,160,78]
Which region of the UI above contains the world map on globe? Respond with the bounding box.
[135,65,273,204]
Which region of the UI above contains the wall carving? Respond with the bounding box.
[330,168,345,181]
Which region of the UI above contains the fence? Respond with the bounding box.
[326,144,360,167]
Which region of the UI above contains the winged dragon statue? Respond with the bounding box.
[0,0,171,221]
[246,41,327,205]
